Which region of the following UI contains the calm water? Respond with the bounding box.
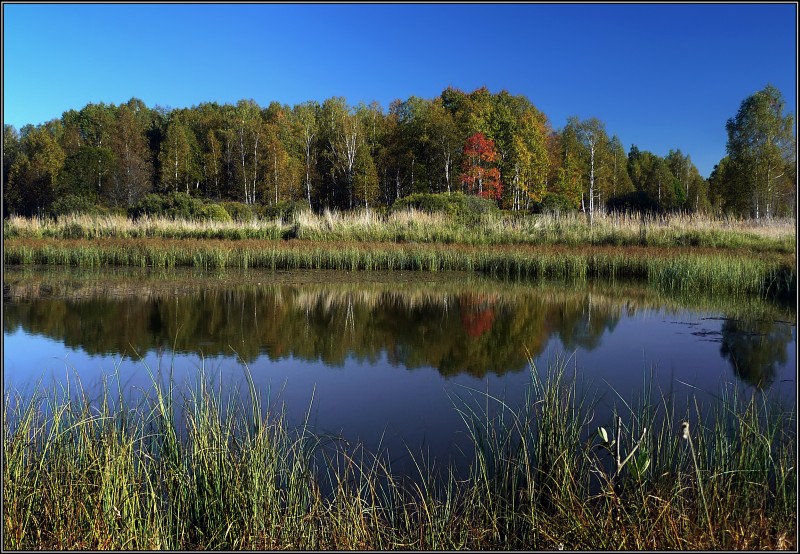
[3,266,796,474]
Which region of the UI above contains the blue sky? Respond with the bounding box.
[3,2,796,178]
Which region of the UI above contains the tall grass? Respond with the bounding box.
[3,357,795,550]
[4,236,794,300]
[5,209,796,252]
[5,210,795,302]
[3,213,287,241]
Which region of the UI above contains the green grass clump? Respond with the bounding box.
[3,357,795,550]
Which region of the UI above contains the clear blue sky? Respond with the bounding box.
[3,2,796,178]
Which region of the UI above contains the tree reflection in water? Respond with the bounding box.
[720,318,793,389]
[3,267,795,388]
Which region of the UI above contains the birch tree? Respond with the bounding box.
[510,108,550,209]
[228,100,264,205]
[429,98,461,195]
[292,101,319,208]
[725,84,795,219]
[158,110,200,194]
[553,125,583,209]
[572,117,611,224]
[607,135,633,202]
[322,97,364,209]
[108,100,152,207]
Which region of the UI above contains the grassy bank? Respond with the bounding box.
[3,359,795,550]
[5,210,795,302]
[4,236,794,301]
[4,210,796,252]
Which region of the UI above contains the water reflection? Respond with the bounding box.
[3,267,796,389]
[4,286,604,377]
[720,318,794,389]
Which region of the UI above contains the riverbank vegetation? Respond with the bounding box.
[3,206,796,251]
[4,206,795,302]
[3,359,795,550]
[4,235,793,300]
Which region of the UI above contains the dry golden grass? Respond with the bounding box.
[5,209,795,251]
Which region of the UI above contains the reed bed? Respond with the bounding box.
[291,209,797,251]
[3,213,287,241]
[4,210,796,252]
[4,237,794,301]
[3,358,795,550]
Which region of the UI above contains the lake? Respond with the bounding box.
[3,266,796,476]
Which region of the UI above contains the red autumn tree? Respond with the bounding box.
[461,132,502,201]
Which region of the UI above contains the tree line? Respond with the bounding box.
[3,85,795,219]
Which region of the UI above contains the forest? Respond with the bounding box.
[2,84,796,220]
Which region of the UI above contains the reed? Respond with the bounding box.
[4,237,794,301]
[4,210,795,252]
[3,213,287,241]
[3,356,795,550]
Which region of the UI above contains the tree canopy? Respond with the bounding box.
[720,84,796,218]
[4,86,794,219]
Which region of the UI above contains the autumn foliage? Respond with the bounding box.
[461,132,502,201]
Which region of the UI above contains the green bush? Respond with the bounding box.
[220,202,254,222]
[391,192,499,225]
[49,194,100,218]
[257,199,310,222]
[200,203,232,223]
[129,193,230,222]
[128,193,171,219]
[536,193,577,215]
[462,193,500,217]
[392,192,452,214]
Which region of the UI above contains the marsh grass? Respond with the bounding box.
[3,356,795,550]
[3,213,287,241]
[4,236,793,301]
[5,210,795,302]
[5,210,795,252]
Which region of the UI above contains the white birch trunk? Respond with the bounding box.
[239,125,249,204]
[588,139,595,225]
[173,133,179,194]
[304,125,314,208]
[251,130,259,205]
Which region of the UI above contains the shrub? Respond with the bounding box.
[391,192,499,225]
[128,193,171,219]
[606,191,663,216]
[129,193,230,222]
[200,203,232,223]
[462,193,500,218]
[257,199,310,222]
[220,202,254,222]
[49,194,100,218]
[535,193,577,215]
[392,192,452,215]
